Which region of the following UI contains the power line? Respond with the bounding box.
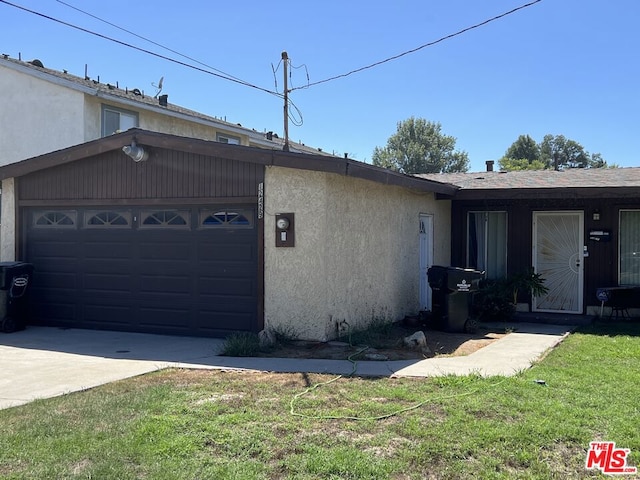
[290,0,543,91]
[55,0,248,85]
[0,0,282,98]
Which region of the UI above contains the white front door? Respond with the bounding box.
[532,211,584,313]
[419,214,434,311]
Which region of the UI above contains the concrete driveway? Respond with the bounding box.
[0,323,576,410]
[0,327,226,410]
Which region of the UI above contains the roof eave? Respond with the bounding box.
[0,129,458,196]
[454,186,640,200]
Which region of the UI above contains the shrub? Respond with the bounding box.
[473,268,549,322]
[220,332,261,357]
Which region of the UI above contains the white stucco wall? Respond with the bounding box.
[0,68,85,166]
[264,166,451,341]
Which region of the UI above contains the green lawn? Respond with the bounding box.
[1,322,639,479]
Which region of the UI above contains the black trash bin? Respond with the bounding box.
[0,261,34,333]
[427,265,484,332]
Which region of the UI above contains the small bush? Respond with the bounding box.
[473,278,516,322]
[220,332,261,357]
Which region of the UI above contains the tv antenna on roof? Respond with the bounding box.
[152,76,164,98]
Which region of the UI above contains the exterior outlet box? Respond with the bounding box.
[275,213,295,247]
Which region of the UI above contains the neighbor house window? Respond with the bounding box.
[467,211,507,279]
[216,133,241,145]
[102,105,138,136]
[619,210,640,285]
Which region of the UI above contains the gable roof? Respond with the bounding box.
[0,129,458,196]
[0,55,328,156]
[418,168,640,199]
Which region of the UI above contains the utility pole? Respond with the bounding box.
[282,51,290,152]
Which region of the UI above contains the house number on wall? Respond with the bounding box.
[257,183,264,219]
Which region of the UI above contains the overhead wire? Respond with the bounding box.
[1,0,542,97]
[290,0,543,91]
[0,0,283,99]
[55,0,248,85]
[2,0,542,135]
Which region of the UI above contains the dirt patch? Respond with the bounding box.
[261,323,509,361]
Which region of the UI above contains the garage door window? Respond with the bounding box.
[34,211,77,228]
[85,211,131,228]
[141,210,190,229]
[200,210,253,228]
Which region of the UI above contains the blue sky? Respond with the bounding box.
[1,0,638,172]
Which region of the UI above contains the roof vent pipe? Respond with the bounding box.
[486,160,494,172]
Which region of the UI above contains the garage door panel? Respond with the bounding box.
[25,206,258,337]
[139,242,192,261]
[197,297,256,313]
[198,243,255,262]
[29,240,80,259]
[138,307,192,330]
[139,260,191,275]
[197,262,256,275]
[83,259,133,275]
[199,277,255,296]
[140,275,192,295]
[197,311,253,332]
[31,271,77,289]
[83,304,136,325]
[83,242,134,260]
[30,300,78,323]
[83,273,134,292]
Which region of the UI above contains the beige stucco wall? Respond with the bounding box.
[264,166,451,341]
[0,178,15,261]
[0,68,86,166]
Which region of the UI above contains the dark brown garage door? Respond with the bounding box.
[24,207,258,336]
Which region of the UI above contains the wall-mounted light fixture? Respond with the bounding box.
[593,209,600,221]
[122,141,148,162]
[275,213,295,247]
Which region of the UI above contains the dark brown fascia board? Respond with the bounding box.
[452,187,640,200]
[0,129,458,196]
[134,130,457,194]
[0,133,135,180]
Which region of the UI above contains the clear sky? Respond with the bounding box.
[1,0,638,172]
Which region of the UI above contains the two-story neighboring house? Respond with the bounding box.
[0,54,313,167]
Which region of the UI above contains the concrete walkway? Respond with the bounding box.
[0,323,575,410]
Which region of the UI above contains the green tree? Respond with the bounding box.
[372,117,469,174]
[499,134,607,171]
[503,134,540,162]
[499,158,547,171]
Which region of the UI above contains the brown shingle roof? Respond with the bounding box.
[417,167,640,190]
